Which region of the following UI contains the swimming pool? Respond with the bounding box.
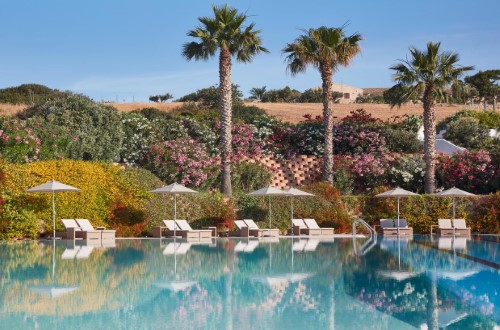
[0,236,498,329]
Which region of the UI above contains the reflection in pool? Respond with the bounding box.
[0,236,498,329]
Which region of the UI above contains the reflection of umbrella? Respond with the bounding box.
[377,271,419,281]
[248,185,289,229]
[434,187,476,221]
[376,187,419,229]
[285,187,314,235]
[27,180,80,239]
[378,237,419,281]
[29,240,79,298]
[150,183,198,237]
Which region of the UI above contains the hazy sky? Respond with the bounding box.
[1,0,498,102]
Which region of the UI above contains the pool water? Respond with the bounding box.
[0,236,498,329]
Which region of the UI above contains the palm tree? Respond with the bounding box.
[283,26,362,183]
[249,86,267,101]
[389,42,473,193]
[182,4,268,196]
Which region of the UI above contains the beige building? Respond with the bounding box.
[331,82,363,103]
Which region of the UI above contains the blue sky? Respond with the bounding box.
[1,0,498,102]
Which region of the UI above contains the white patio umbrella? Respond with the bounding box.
[150,183,198,237]
[434,187,476,221]
[248,185,290,229]
[27,180,80,240]
[376,187,419,228]
[285,187,314,235]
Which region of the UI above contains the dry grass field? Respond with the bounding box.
[0,101,466,123]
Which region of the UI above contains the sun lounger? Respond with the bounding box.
[76,219,116,239]
[303,219,334,235]
[394,219,413,236]
[292,238,308,251]
[163,242,191,255]
[293,238,320,252]
[62,219,101,240]
[61,246,80,259]
[452,219,471,236]
[233,220,250,237]
[243,219,279,237]
[175,220,213,239]
[161,220,198,238]
[437,219,454,236]
[292,219,321,236]
[234,239,259,253]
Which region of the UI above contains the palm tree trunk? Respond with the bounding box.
[219,47,233,196]
[320,63,334,183]
[422,88,437,194]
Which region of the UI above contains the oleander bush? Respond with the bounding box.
[443,116,493,150]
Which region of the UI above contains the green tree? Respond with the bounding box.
[177,84,243,109]
[464,70,500,98]
[249,86,267,101]
[389,42,473,193]
[283,25,362,182]
[182,4,268,195]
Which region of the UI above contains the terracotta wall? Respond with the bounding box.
[248,155,321,189]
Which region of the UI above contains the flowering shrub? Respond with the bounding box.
[469,192,500,234]
[182,118,218,155]
[386,154,425,192]
[348,154,389,192]
[120,112,159,166]
[251,117,294,159]
[0,116,72,163]
[292,121,324,156]
[436,149,498,194]
[334,109,387,156]
[215,123,262,161]
[144,138,217,187]
[199,193,236,230]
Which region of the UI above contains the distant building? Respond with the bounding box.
[330,83,363,103]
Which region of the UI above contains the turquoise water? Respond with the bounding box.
[0,236,498,329]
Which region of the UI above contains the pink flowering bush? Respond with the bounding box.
[144,138,217,187]
[216,123,263,161]
[437,149,498,194]
[334,109,387,156]
[0,116,72,163]
[348,153,389,192]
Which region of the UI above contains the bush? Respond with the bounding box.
[120,112,160,166]
[1,160,156,238]
[437,109,500,132]
[386,154,425,192]
[443,117,491,150]
[436,149,498,194]
[349,154,389,192]
[232,104,269,124]
[251,116,294,159]
[382,128,421,153]
[333,109,387,156]
[292,121,324,156]
[17,94,124,162]
[469,192,500,234]
[177,84,243,109]
[144,138,217,187]
[0,84,66,105]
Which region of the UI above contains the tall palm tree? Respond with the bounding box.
[283,26,362,183]
[183,4,268,195]
[389,42,473,193]
[249,86,267,101]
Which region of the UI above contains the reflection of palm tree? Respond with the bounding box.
[426,274,438,330]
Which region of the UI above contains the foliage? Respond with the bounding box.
[251,116,294,159]
[0,160,154,239]
[0,84,66,105]
[334,109,387,156]
[382,127,421,153]
[443,116,493,150]
[383,84,409,104]
[17,94,124,162]
[464,70,500,98]
[198,193,237,230]
[0,116,73,163]
[260,86,301,103]
[120,112,160,166]
[355,94,384,104]
[331,155,354,195]
[386,154,425,192]
[436,109,500,131]
[436,149,498,194]
[232,104,269,124]
[349,154,389,192]
[149,93,173,103]
[182,118,218,155]
[144,138,217,187]
[230,161,272,193]
[469,192,500,233]
[248,86,266,101]
[292,120,324,156]
[176,84,243,109]
[215,123,263,161]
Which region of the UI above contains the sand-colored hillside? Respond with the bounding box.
[0,101,467,123]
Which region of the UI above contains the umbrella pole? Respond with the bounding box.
[452,196,456,237]
[268,196,272,230]
[397,197,400,236]
[290,197,294,235]
[174,194,177,238]
[52,191,56,240]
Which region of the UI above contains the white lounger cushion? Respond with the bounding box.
[438,219,452,229]
[243,219,259,230]
[303,219,320,229]
[453,219,468,229]
[175,220,192,231]
[380,219,394,228]
[162,220,180,231]
[234,220,247,230]
[62,219,80,230]
[395,219,408,228]
[292,219,306,227]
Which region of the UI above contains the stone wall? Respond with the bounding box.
[248,155,321,189]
